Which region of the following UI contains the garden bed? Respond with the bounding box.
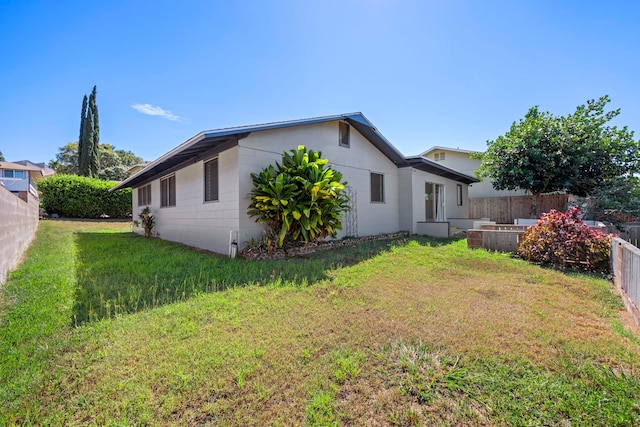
[241,231,410,260]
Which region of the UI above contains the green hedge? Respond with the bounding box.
[38,175,132,219]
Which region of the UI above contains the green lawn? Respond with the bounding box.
[1,220,639,426]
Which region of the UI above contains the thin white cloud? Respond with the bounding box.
[131,103,185,122]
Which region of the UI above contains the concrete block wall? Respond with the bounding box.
[467,228,525,253]
[0,186,39,285]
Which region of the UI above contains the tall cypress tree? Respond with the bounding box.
[78,95,89,175]
[84,106,95,177]
[88,86,100,177]
[77,86,100,177]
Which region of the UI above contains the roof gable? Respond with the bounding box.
[111,113,479,191]
[112,113,408,190]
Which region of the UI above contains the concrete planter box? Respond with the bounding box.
[467,227,527,253]
[416,222,450,238]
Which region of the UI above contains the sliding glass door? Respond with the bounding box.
[425,183,445,221]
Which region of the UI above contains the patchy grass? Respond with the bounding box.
[73,228,421,324]
[1,220,639,425]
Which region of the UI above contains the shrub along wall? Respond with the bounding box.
[0,186,39,285]
[38,175,132,219]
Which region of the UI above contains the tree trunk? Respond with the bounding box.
[531,192,541,218]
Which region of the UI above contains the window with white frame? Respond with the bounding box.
[204,158,219,202]
[434,152,446,161]
[137,184,151,206]
[2,170,26,178]
[339,122,350,148]
[370,172,384,203]
[160,175,176,207]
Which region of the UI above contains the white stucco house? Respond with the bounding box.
[421,146,527,198]
[112,113,478,255]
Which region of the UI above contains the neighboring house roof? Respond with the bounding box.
[420,146,475,157]
[0,161,42,174]
[420,145,488,157]
[13,160,55,176]
[125,163,150,176]
[112,113,478,190]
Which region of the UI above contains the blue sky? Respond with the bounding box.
[1,0,639,164]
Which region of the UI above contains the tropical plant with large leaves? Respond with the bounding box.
[248,146,350,247]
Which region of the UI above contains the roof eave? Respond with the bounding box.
[111,132,208,191]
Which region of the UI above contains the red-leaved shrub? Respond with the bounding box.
[517,208,612,272]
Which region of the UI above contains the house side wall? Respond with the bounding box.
[0,186,39,285]
[428,150,526,198]
[0,176,31,192]
[237,121,401,245]
[132,146,240,255]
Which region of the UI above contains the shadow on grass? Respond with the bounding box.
[72,232,453,325]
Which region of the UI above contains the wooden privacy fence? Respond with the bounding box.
[611,237,640,327]
[468,194,569,224]
[623,224,640,247]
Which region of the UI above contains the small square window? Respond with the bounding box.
[339,122,350,148]
[370,172,384,203]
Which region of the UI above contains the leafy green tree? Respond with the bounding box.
[49,142,79,174]
[476,96,640,216]
[248,146,350,247]
[114,148,143,167]
[559,97,640,197]
[573,176,640,226]
[0,150,5,161]
[99,144,143,181]
[49,142,143,180]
